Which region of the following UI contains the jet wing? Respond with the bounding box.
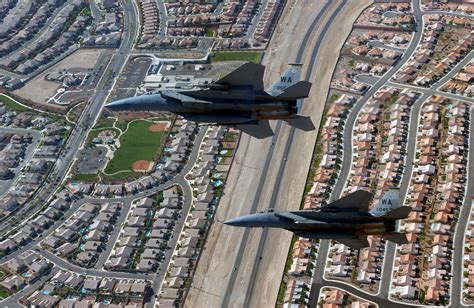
[324,190,373,212]
[215,62,265,91]
[337,237,370,250]
[235,120,274,139]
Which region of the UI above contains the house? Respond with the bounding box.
[130,281,148,296]
[83,278,100,292]
[324,289,344,304]
[0,275,25,291]
[135,197,154,208]
[142,248,161,260]
[108,257,128,269]
[76,251,97,265]
[114,281,132,294]
[393,285,416,299]
[99,279,116,294]
[137,259,156,271]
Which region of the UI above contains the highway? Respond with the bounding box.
[239,1,348,306]
[219,1,340,306]
[186,1,378,307]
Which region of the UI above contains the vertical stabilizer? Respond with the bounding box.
[370,189,400,217]
[267,64,302,96]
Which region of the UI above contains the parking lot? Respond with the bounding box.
[110,56,153,101]
[160,61,241,79]
[75,146,108,174]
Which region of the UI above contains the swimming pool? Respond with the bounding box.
[212,180,223,187]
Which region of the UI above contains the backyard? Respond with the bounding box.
[0,286,9,300]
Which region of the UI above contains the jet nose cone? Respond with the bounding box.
[224,216,248,227]
[105,93,171,112]
[105,98,134,111]
[224,212,277,228]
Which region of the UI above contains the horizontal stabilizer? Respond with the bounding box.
[284,116,315,132]
[384,232,409,245]
[325,190,373,212]
[338,237,370,250]
[216,62,265,91]
[277,81,312,99]
[381,206,411,219]
[236,120,274,139]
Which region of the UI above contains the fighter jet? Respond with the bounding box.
[224,189,410,249]
[105,62,314,138]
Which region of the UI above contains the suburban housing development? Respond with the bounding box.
[0,0,473,307]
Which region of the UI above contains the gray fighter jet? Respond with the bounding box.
[105,62,314,138]
[224,189,410,249]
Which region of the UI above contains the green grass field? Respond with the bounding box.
[72,173,99,182]
[211,51,262,64]
[115,120,128,132]
[94,117,116,129]
[0,94,32,111]
[104,120,163,175]
[101,171,137,180]
[0,286,9,300]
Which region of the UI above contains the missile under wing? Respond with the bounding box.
[225,188,410,249]
[105,62,314,139]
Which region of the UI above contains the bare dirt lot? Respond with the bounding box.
[14,49,106,105]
